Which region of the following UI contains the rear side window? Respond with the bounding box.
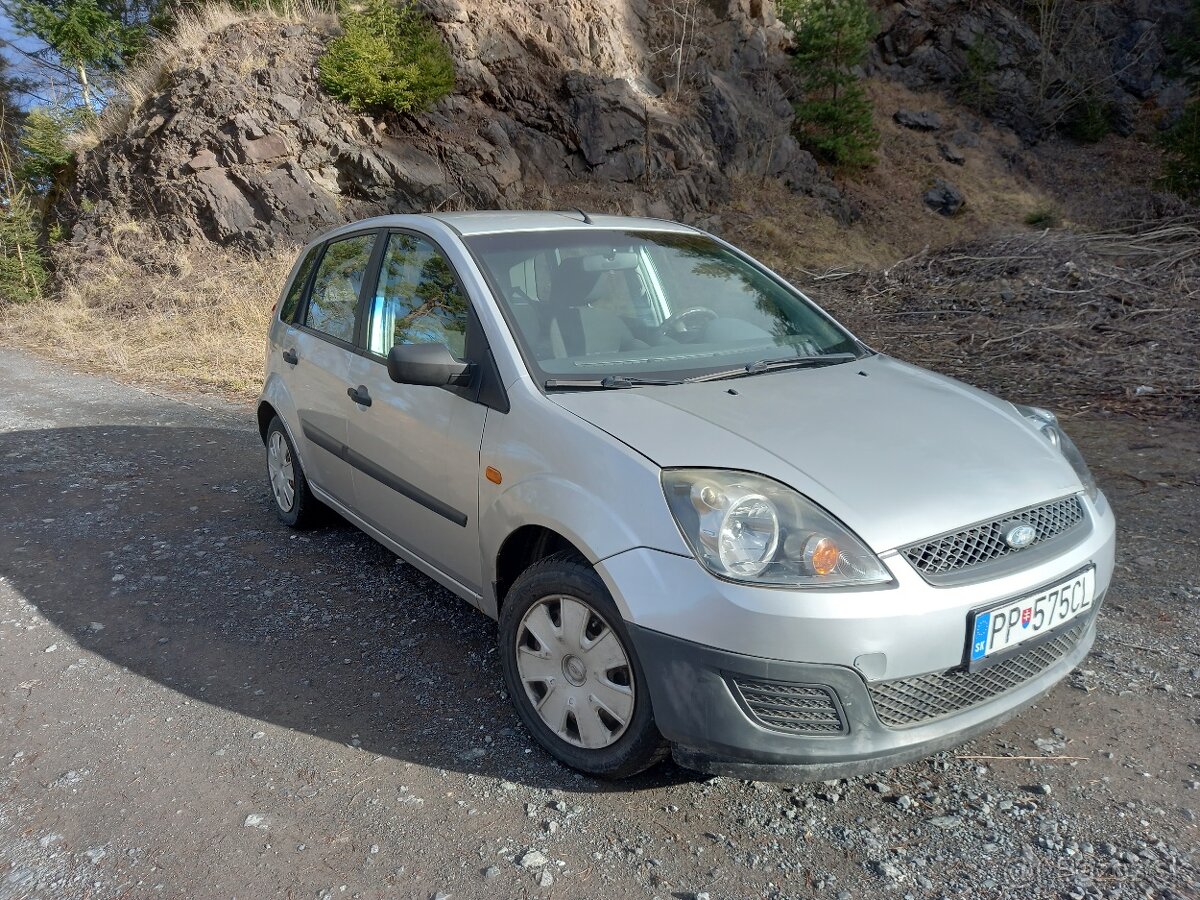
[279,245,320,324]
[304,234,377,343]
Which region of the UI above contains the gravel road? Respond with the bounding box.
[0,347,1196,900]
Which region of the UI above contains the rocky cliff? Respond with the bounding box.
[66,0,846,253]
[870,0,1190,142]
[63,0,1193,256]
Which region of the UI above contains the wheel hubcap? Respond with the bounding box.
[562,654,587,686]
[515,595,635,749]
[267,431,295,512]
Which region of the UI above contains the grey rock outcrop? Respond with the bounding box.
[870,0,1191,143]
[893,108,942,131]
[66,0,849,253]
[923,178,965,216]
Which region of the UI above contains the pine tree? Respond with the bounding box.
[778,0,879,169]
[0,100,48,304]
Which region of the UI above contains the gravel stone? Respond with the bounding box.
[927,815,961,829]
[517,850,548,869]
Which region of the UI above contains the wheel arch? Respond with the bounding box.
[494,525,586,610]
[256,400,277,444]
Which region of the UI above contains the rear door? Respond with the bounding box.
[282,231,380,506]
[345,230,490,595]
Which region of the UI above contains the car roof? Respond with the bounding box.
[311,211,702,245]
[430,211,701,236]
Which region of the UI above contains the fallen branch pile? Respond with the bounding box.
[811,220,1200,420]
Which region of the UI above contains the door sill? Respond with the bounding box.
[309,483,487,614]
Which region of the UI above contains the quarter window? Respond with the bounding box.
[304,234,377,343]
[367,233,470,359]
[279,245,320,324]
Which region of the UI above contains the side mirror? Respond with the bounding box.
[386,343,473,387]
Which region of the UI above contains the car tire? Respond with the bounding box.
[499,551,667,779]
[265,416,322,529]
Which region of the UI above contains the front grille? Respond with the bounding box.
[868,624,1085,728]
[902,496,1085,578]
[731,678,847,735]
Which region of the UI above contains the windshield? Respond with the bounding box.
[463,229,863,384]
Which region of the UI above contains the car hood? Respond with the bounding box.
[549,354,1083,551]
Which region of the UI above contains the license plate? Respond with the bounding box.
[967,567,1095,667]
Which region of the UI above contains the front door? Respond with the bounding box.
[345,231,488,595]
[287,231,379,505]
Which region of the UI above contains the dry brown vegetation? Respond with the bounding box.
[0,221,294,397]
[798,222,1200,421]
[721,81,1060,274]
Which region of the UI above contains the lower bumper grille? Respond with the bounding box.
[731,678,847,735]
[868,623,1086,729]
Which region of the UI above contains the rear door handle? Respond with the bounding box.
[282,348,299,365]
[347,385,372,407]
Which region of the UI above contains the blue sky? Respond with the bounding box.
[2,8,73,107]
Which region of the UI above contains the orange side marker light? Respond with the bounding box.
[485,466,503,485]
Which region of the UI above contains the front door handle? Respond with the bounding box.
[347,385,372,407]
[282,348,299,365]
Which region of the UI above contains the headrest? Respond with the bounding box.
[549,256,604,307]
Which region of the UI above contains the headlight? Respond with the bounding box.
[662,469,892,587]
[1015,404,1099,500]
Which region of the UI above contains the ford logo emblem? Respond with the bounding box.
[1004,523,1037,549]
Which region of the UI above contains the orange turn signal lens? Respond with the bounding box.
[485,466,503,485]
[804,535,840,576]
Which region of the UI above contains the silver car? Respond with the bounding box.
[256,212,1115,780]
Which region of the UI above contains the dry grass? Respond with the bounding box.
[73,0,336,152]
[0,221,295,398]
[723,80,1062,280]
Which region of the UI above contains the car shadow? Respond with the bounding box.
[0,422,697,793]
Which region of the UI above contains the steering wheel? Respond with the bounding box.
[659,306,718,341]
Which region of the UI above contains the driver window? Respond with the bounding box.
[367,233,470,359]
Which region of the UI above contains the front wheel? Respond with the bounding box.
[498,552,666,779]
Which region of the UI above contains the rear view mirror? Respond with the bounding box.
[387,343,473,387]
[582,252,639,272]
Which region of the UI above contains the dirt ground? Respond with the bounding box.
[0,344,1196,900]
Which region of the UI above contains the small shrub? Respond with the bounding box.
[1024,206,1061,228]
[959,34,999,114]
[18,106,87,191]
[0,194,48,303]
[1159,100,1200,199]
[1065,96,1112,144]
[318,0,454,115]
[1160,2,1200,197]
[778,0,879,170]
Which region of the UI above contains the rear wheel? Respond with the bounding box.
[266,416,322,528]
[499,552,666,778]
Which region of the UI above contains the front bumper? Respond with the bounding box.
[630,606,1100,780]
[601,490,1114,778]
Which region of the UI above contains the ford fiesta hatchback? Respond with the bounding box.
[256,212,1115,780]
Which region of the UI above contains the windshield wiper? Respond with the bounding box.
[687,352,859,383]
[544,375,684,390]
